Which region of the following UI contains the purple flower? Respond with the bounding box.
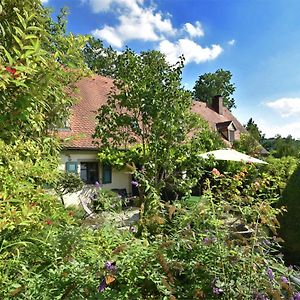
[266,267,274,280]
[294,292,300,300]
[203,236,216,245]
[203,237,212,245]
[253,291,269,300]
[98,277,107,292]
[280,276,288,283]
[212,287,223,295]
[95,181,100,188]
[104,261,116,271]
[262,239,271,246]
[131,180,139,187]
[211,279,223,296]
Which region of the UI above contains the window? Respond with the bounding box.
[80,162,99,184]
[65,161,78,174]
[228,130,235,143]
[102,163,112,184]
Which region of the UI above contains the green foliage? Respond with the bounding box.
[206,156,298,205]
[94,196,298,300]
[0,143,298,298]
[92,188,123,213]
[234,132,265,156]
[278,162,300,265]
[263,135,300,158]
[245,117,264,142]
[0,140,124,299]
[193,69,236,110]
[53,171,84,205]
[94,49,218,214]
[0,0,88,144]
[83,37,118,77]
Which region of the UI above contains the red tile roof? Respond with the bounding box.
[58,75,115,149]
[59,75,246,149]
[191,101,246,140]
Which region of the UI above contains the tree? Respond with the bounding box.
[0,0,88,146]
[233,132,264,156]
[272,135,300,158]
[94,50,218,215]
[83,37,118,77]
[193,69,236,110]
[245,118,264,142]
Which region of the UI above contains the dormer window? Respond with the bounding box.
[216,121,237,143]
[228,129,235,143]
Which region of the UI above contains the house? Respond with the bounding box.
[58,75,247,206]
[191,95,246,145]
[58,75,132,206]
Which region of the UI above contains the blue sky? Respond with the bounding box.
[42,0,300,138]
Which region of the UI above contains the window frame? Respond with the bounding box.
[65,161,78,174]
[228,129,235,143]
[102,163,112,184]
[80,161,99,184]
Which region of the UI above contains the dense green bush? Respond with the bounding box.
[3,138,298,299]
[206,156,298,204]
[94,196,299,299]
[0,140,126,299]
[278,163,300,265]
[92,188,123,213]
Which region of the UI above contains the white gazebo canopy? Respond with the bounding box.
[199,148,268,164]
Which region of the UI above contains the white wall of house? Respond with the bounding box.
[59,150,132,207]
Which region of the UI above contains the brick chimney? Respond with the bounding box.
[212,95,224,115]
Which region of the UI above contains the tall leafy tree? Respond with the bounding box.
[273,135,299,158]
[83,37,118,77]
[94,50,218,215]
[193,69,236,110]
[0,0,88,146]
[245,118,264,142]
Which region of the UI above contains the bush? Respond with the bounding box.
[1,139,299,299]
[53,171,84,205]
[92,189,123,213]
[278,163,300,265]
[96,196,299,299]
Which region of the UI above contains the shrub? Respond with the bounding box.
[278,163,300,265]
[96,196,299,299]
[92,189,123,213]
[53,171,84,205]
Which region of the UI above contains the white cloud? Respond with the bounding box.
[228,39,235,45]
[257,119,300,139]
[87,0,143,13]
[158,38,223,65]
[92,26,123,48]
[88,0,223,65]
[41,0,49,3]
[184,21,204,37]
[88,0,113,12]
[89,0,175,48]
[265,97,300,117]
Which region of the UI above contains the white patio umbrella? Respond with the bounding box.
[198,148,268,164]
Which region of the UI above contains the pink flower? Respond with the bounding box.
[211,168,221,176]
